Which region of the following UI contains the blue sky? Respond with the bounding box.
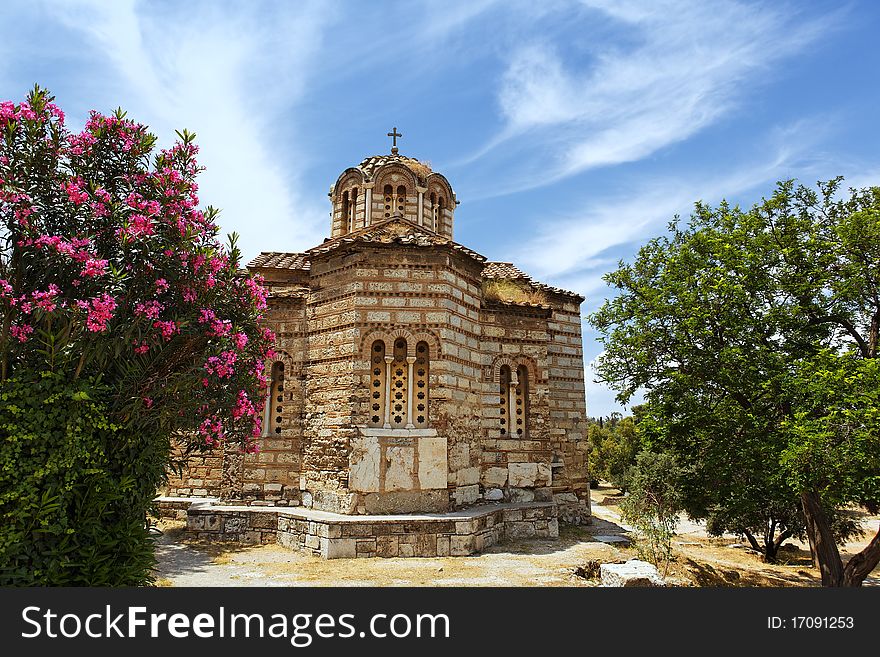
[2,0,879,416]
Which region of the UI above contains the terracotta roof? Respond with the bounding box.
[483,261,583,300]
[356,153,432,180]
[308,217,486,262]
[247,252,310,271]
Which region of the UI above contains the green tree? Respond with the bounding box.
[619,451,685,576]
[590,178,880,586]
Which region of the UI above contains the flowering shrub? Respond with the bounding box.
[0,86,274,585]
[0,86,273,452]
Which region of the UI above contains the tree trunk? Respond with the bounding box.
[842,526,880,587]
[800,490,844,586]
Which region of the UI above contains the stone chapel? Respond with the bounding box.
[166,136,591,526]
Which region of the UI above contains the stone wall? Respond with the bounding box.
[184,500,558,559]
[545,294,591,515]
[163,442,223,498]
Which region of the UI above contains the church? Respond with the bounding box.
[164,131,591,551]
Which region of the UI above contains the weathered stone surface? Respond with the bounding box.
[508,488,535,503]
[456,466,480,487]
[349,435,381,493]
[417,436,447,490]
[453,484,479,506]
[600,560,665,587]
[508,462,538,488]
[384,446,415,491]
[482,467,508,487]
[484,488,504,501]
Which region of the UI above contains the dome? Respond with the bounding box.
[355,153,433,183]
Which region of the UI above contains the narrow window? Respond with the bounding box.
[430,192,436,230]
[396,185,406,217]
[436,195,445,232]
[369,341,386,427]
[267,361,285,434]
[350,187,358,231]
[414,341,430,428]
[383,184,393,218]
[499,365,511,436]
[341,191,350,234]
[515,364,529,437]
[390,338,408,428]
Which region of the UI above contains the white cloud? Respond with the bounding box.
[45,0,335,260]
[466,0,836,192]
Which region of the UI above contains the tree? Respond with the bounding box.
[0,86,274,584]
[619,451,685,576]
[590,179,880,585]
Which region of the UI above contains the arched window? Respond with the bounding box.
[414,341,429,428]
[267,361,285,435]
[368,341,386,427]
[515,364,529,437]
[396,185,406,216]
[350,187,358,231]
[436,195,445,232]
[383,184,393,218]
[341,191,350,234]
[389,338,408,428]
[499,364,511,436]
[429,192,436,230]
[368,337,432,428]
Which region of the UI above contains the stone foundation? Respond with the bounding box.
[160,497,559,559]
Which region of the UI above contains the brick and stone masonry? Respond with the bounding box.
[161,144,591,555]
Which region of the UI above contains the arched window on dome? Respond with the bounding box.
[383,184,393,219]
[396,185,406,217]
[341,191,350,235]
[350,187,358,231]
[429,192,436,231]
[436,195,445,233]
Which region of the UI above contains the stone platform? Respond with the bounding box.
[156,497,559,559]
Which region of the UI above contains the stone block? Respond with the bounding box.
[536,463,552,486]
[508,488,535,503]
[376,535,399,557]
[482,467,508,487]
[436,535,450,557]
[417,436,447,490]
[508,462,538,488]
[484,488,504,501]
[349,435,381,493]
[453,484,479,506]
[324,538,357,559]
[600,560,665,587]
[385,445,416,491]
[450,535,475,556]
[456,466,480,486]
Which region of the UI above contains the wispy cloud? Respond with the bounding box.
[38,0,336,258]
[515,128,816,289]
[459,0,837,195]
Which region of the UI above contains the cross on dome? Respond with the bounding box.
[386,127,402,154]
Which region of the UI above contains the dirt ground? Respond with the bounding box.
[152,486,880,587]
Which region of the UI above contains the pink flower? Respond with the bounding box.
[80,258,108,278]
[134,300,163,320]
[133,340,150,355]
[84,293,117,332]
[232,332,248,350]
[9,324,34,342]
[153,320,178,341]
[155,278,169,294]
